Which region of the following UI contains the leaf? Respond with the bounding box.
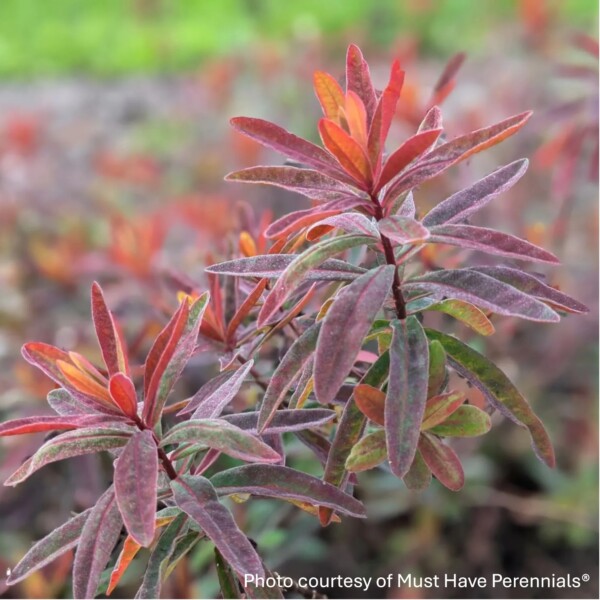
[265,207,340,240]
[0,414,129,437]
[171,475,264,577]
[114,430,158,547]
[4,427,131,486]
[161,419,281,463]
[47,388,88,416]
[346,44,377,125]
[384,112,532,207]
[418,105,443,132]
[395,191,416,218]
[314,70,345,121]
[210,464,366,518]
[91,282,129,377]
[421,299,495,336]
[404,269,560,322]
[6,509,91,585]
[421,391,466,430]
[258,321,321,431]
[109,373,138,417]
[353,384,385,426]
[385,317,429,478]
[223,409,335,434]
[72,486,123,599]
[345,430,387,472]
[314,265,394,405]
[425,329,555,467]
[107,536,142,595]
[226,166,356,197]
[190,361,255,419]
[229,116,350,182]
[427,340,447,397]
[376,129,442,191]
[307,212,379,241]
[428,405,491,437]
[162,530,201,581]
[206,254,366,280]
[258,234,373,326]
[402,450,432,491]
[378,216,430,244]
[418,433,464,491]
[226,280,268,340]
[56,359,113,406]
[423,159,529,226]
[428,224,559,263]
[215,548,243,599]
[344,90,369,147]
[470,266,588,314]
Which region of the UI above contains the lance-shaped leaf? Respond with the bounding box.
[345,430,387,472]
[315,265,394,405]
[428,224,559,263]
[161,419,281,463]
[421,391,465,430]
[418,433,464,491]
[404,269,560,322]
[402,450,432,491]
[210,464,366,518]
[414,299,495,336]
[470,266,588,314]
[171,475,264,577]
[354,384,385,426]
[91,282,129,377]
[229,117,351,182]
[265,207,340,240]
[206,254,366,281]
[72,486,123,599]
[0,414,130,437]
[47,388,88,416]
[258,234,373,326]
[107,536,142,595]
[109,373,138,417]
[134,513,187,600]
[4,427,131,486]
[385,317,429,479]
[423,159,529,226]
[214,548,243,599]
[6,509,91,585]
[223,408,335,434]
[226,166,356,197]
[383,112,532,207]
[190,361,254,419]
[376,129,442,191]
[427,340,447,397]
[395,191,416,218]
[418,105,443,132]
[378,216,430,244]
[344,90,369,147]
[227,281,268,340]
[425,329,555,467]
[307,212,379,241]
[179,370,238,416]
[314,70,345,121]
[114,430,158,547]
[258,321,321,431]
[346,44,377,125]
[319,352,389,525]
[428,405,491,437]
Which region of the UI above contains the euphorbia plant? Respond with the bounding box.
[1,45,586,598]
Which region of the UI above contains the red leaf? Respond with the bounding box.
[343,90,369,148]
[418,433,465,491]
[314,70,345,121]
[109,373,138,418]
[0,414,129,437]
[226,279,268,341]
[345,44,377,126]
[354,384,385,426]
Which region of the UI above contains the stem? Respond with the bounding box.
[133,415,179,480]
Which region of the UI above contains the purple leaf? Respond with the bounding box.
[114,430,158,547]
[418,106,443,132]
[346,44,377,125]
[189,361,255,419]
[402,450,432,491]
[314,265,394,404]
[72,486,123,599]
[378,216,430,244]
[404,269,560,322]
[428,224,559,263]
[47,388,88,416]
[423,159,528,226]
[396,191,416,218]
[4,427,132,486]
[206,254,366,281]
[161,419,281,463]
[418,433,464,491]
[470,266,588,314]
[258,322,321,432]
[171,474,264,577]
[0,414,130,437]
[179,369,243,416]
[307,212,379,240]
[385,317,429,478]
[224,409,335,434]
[6,509,91,585]
[210,464,366,518]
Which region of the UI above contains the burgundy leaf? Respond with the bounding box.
[223,409,335,434]
[418,433,464,491]
[418,105,443,132]
[178,370,240,416]
[210,464,366,518]
[404,269,560,322]
[114,430,158,547]
[378,216,430,244]
[346,44,377,125]
[0,414,129,437]
[314,266,394,404]
[307,212,379,241]
[171,474,264,577]
[385,317,429,478]
[72,486,123,599]
[423,159,528,226]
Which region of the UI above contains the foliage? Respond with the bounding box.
[0,44,586,598]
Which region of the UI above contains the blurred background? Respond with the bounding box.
[0,1,597,598]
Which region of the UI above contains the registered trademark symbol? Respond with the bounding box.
[582,574,590,582]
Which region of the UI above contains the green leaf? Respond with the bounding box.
[345,430,387,472]
[429,405,491,437]
[402,449,432,491]
[427,340,447,397]
[215,548,242,599]
[421,391,465,430]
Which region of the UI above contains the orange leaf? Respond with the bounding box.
[226,278,268,341]
[56,360,113,406]
[342,91,368,148]
[314,71,345,122]
[239,231,257,257]
[106,536,141,595]
[354,384,385,426]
